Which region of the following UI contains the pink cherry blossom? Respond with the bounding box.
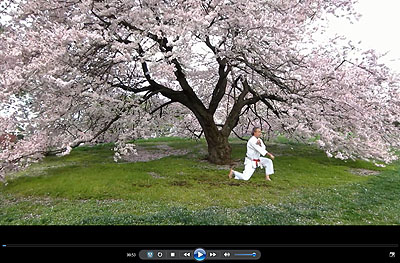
[1,0,399,181]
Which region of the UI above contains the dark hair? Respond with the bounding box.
[252,127,261,135]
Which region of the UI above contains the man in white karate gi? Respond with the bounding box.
[228,127,275,181]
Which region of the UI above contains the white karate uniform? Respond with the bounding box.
[232,136,274,180]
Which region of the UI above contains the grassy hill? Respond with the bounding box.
[0,137,399,225]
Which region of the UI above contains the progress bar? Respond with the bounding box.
[1,244,398,248]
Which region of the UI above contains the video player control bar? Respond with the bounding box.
[139,249,261,260]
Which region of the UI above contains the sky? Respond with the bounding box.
[325,0,400,73]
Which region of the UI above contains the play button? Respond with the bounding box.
[194,248,206,261]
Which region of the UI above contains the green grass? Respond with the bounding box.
[0,137,399,225]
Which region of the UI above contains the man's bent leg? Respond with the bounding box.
[260,157,274,175]
[232,163,255,181]
[260,157,274,181]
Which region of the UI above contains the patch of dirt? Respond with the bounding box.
[121,144,189,162]
[253,183,270,187]
[186,144,208,158]
[349,168,380,176]
[212,164,233,170]
[131,183,152,188]
[169,180,191,186]
[213,160,243,170]
[197,159,242,169]
[148,172,165,179]
[204,181,222,186]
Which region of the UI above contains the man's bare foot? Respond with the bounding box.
[266,175,271,181]
[228,168,233,179]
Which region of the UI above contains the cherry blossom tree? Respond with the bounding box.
[1,0,400,181]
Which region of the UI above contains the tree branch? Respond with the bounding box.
[111,83,151,93]
[221,77,251,136]
[231,129,248,141]
[150,100,175,115]
[185,123,204,139]
[236,56,293,93]
[242,80,285,118]
[205,36,232,114]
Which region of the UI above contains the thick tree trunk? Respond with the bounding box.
[202,123,232,165]
[205,132,232,165]
[187,103,241,165]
